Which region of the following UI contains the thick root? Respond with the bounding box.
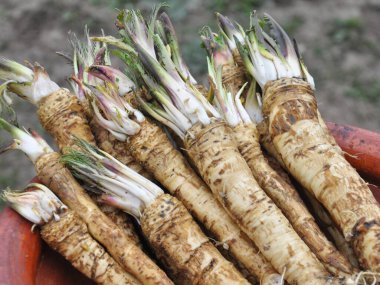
[37,88,96,152]
[96,203,142,247]
[232,49,244,68]
[35,152,173,285]
[41,210,141,285]
[256,120,286,168]
[128,119,280,283]
[232,122,355,276]
[352,221,380,272]
[263,77,380,272]
[184,120,333,284]
[256,112,342,168]
[38,90,146,257]
[221,62,247,96]
[303,189,360,269]
[141,194,250,285]
[317,110,342,154]
[265,149,360,269]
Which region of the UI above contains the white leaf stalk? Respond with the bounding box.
[136,45,213,130]
[136,95,188,140]
[62,138,164,219]
[236,12,315,89]
[0,118,53,163]
[202,30,255,127]
[2,183,67,225]
[0,58,33,82]
[155,12,197,84]
[0,81,13,106]
[85,45,191,141]
[0,59,60,105]
[207,57,251,127]
[244,81,263,124]
[121,10,220,137]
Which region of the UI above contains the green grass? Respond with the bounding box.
[207,0,264,12]
[346,80,380,103]
[284,15,304,36]
[237,0,265,11]
[182,40,208,79]
[0,169,19,192]
[88,0,134,8]
[328,17,363,47]
[0,4,8,19]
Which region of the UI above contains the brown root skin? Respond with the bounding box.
[232,122,355,276]
[257,111,342,168]
[259,119,361,271]
[303,189,359,268]
[256,120,286,168]
[195,84,209,96]
[352,220,380,272]
[263,77,380,272]
[141,194,250,285]
[231,49,244,69]
[184,120,332,284]
[78,96,93,119]
[41,210,141,285]
[127,119,280,283]
[263,151,292,185]
[221,62,247,96]
[264,150,360,269]
[37,88,96,152]
[96,202,142,248]
[317,110,342,154]
[35,152,173,285]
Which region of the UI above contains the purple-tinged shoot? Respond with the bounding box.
[237,12,315,89]
[121,9,221,138]
[200,27,234,69]
[70,75,92,104]
[69,28,110,99]
[62,138,163,219]
[2,183,67,225]
[87,65,135,95]
[90,83,144,141]
[69,26,136,98]
[0,118,52,163]
[155,12,197,84]
[0,59,60,105]
[132,32,218,128]
[216,13,245,51]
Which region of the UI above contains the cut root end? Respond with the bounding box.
[352,272,380,285]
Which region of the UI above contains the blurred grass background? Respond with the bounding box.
[1,0,380,210]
